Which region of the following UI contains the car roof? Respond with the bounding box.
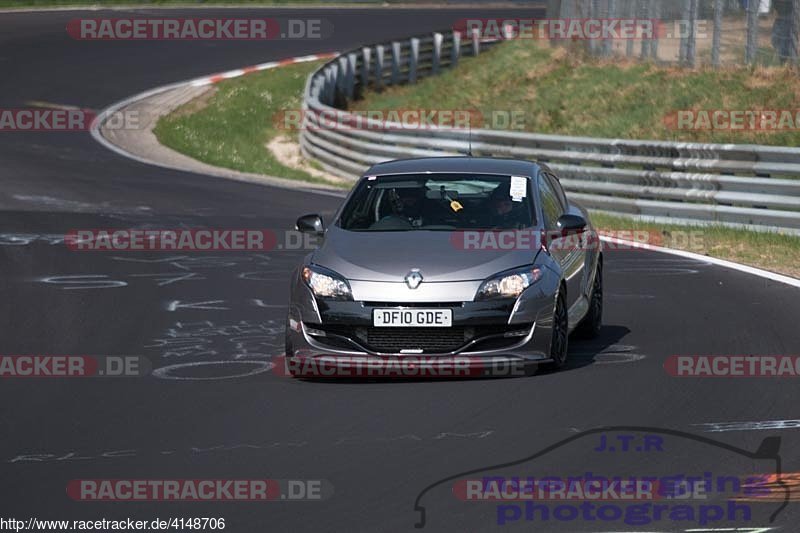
[364,157,545,177]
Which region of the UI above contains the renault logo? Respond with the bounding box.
[405,269,423,290]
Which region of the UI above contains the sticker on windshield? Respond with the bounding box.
[510,176,527,202]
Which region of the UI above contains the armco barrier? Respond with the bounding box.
[299,30,800,235]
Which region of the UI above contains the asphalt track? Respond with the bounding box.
[1,6,800,533]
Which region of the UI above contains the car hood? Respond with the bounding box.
[311,226,540,283]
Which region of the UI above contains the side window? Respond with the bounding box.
[538,175,564,230]
[546,173,569,211]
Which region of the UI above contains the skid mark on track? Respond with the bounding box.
[607,258,712,276]
[12,194,154,215]
[607,293,656,300]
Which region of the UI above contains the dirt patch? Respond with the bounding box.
[266,135,347,185]
[169,86,217,118]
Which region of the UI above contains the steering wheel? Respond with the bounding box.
[369,215,414,231]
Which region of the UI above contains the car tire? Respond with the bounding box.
[543,289,569,371]
[576,257,603,339]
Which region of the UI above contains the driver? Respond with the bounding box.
[391,187,426,224]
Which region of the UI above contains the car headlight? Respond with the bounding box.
[302,265,352,300]
[476,266,543,301]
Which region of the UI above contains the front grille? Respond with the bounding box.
[311,324,532,354]
[365,327,469,353]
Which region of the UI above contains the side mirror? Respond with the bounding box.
[556,214,587,236]
[296,214,324,235]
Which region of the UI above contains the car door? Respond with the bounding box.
[547,171,591,301]
[537,172,583,312]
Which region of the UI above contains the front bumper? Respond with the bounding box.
[285,270,560,369]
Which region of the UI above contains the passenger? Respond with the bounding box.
[486,184,527,229]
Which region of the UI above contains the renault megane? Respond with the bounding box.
[285,157,603,376]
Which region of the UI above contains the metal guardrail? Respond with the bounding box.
[299,30,800,234]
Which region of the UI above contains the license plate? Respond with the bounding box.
[373,308,453,327]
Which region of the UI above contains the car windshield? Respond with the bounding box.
[338,173,535,231]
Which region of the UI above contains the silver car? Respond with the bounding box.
[285,157,603,377]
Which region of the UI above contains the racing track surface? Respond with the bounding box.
[1,6,800,532]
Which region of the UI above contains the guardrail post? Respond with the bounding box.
[336,56,348,103]
[345,53,357,101]
[360,47,371,90]
[390,41,402,85]
[432,32,443,74]
[374,44,385,90]
[451,31,461,66]
[409,37,419,83]
[321,66,333,104]
[310,78,323,100]
[328,65,339,104]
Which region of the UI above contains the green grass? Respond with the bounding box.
[155,60,340,186]
[351,40,800,146]
[591,212,800,278]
